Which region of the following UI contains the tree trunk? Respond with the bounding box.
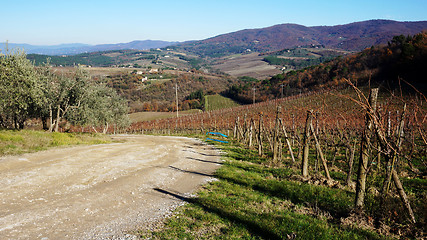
[41,116,48,130]
[53,105,61,132]
[48,105,55,132]
[103,122,109,134]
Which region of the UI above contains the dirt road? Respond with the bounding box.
[0,135,222,239]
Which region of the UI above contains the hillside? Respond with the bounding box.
[225,32,427,103]
[101,69,237,113]
[24,20,427,80]
[172,20,427,57]
[27,48,209,72]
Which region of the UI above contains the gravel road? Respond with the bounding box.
[0,135,222,239]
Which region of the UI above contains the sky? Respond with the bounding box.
[1,0,426,45]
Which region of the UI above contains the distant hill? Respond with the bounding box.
[224,32,427,103]
[0,40,180,55]
[173,20,427,57]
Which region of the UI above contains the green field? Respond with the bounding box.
[205,94,241,111]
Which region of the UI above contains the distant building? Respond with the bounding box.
[141,76,148,82]
[149,68,159,73]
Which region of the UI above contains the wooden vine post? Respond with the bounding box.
[248,118,254,148]
[310,121,331,180]
[345,139,357,187]
[258,112,264,156]
[273,106,281,162]
[301,110,313,177]
[279,118,295,163]
[234,117,239,140]
[355,88,378,209]
[378,104,416,223]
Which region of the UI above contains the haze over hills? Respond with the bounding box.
[174,20,427,57]
[0,40,180,55]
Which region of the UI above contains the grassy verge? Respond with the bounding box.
[140,141,384,239]
[0,129,112,156]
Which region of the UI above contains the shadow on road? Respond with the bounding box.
[168,165,214,177]
[153,188,192,202]
[186,157,223,165]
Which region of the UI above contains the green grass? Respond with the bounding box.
[140,141,384,239]
[0,129,112,156]
[205,94,241,111]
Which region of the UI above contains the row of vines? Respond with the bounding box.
[129,86,426,234]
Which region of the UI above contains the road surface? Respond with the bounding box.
[0,135,222,239]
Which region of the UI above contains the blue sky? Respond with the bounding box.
[1,0,426,45]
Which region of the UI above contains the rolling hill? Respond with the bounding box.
[172,20,427,57]
[224,31,427,103]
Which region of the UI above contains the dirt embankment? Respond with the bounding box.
[0,135,222,239]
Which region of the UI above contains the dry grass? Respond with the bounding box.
[0,130,112,156]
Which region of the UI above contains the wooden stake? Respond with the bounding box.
[279,118,295,163]
[301,110,313,177]
[310,122,331,180]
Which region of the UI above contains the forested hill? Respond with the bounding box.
[225,32,427,103]
[172,20,427,57]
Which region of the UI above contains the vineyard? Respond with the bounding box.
[130,86,426,237]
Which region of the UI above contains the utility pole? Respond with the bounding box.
[252,87,256,104]
[174,83,179,117]
[280,84,284,99]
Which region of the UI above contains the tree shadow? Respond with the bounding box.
[153,187,282,239]
[153,188,191,202]
[168,165,214,177]
[186,156,223,165]
[216,171,352,219]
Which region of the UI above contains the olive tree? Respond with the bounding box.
[0,49,42,129]
[0,49,130,132]
[37,67,89,132]
[68,83,130,133]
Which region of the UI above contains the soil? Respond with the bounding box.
[0,135,222,239]
[213,53,282,79]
